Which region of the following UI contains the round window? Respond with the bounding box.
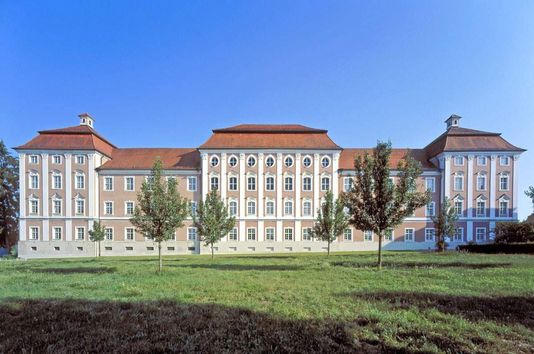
[228,156,238,167]
[210,156,219,167]
[247,156,256,167]
[265,156,275,167]
[284,156,294,167]
[321,156,330,168]
[303,156,312,167]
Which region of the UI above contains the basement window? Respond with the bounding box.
[266,247,274,252]
[248,247,256,252]
[54,247,60,251]
[77,247,83,251]
[31,246,37,251]
[188,246,196,251]
[285,247,293,252]
[167,247,175,251]
[304,247,311,252]
[147,247,154,251]
[105,247,112,251]
[126,247,133,251]
[229,247,237,252]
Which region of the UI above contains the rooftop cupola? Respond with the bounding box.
[78,113,94,128]
[445,114,461,129]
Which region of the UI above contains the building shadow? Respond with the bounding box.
[30,267,117,274]
[331,261,512,269]
[342,291,534,329]
[169,263,304,271]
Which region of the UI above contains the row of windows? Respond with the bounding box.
[28,197,86,215]
[452,173,509,191]
[28,171,86,190]
[103,176,197,192]
[452,198,510,217]
[228,199,315,217]
[210,154,332,169]
[211,175,332,192]
[28,154,86,165]
[453,155,511,167]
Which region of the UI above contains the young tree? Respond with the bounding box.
[526,186,534,212]
[344,141,431,269]
[0,140,19,252]
[193,190,235,260]
[431,197,458,252]
[89,220,106,257]
[310,190,349,256]
[130,159,189,272]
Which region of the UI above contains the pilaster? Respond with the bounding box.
[512,155,519,219]
[489,155,496,218]
[19,153,26,241]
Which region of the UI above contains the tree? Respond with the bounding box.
[310,190,349,256]
[526,186,534,213]
[130,159,189,272]
[89,220,106,257]
[344,141,431,269]
[431,197,457,252]
[193,190,235,260]
[0,140,19,251]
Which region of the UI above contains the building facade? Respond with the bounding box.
[15,114,525,258]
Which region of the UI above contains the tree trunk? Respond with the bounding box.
[327,240,331,256]
[158,242,162,273]
[211,244,214,260]
[377,233,383,270]
[98,240,101,257]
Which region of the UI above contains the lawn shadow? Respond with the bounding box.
[0,299,372,353]
[170,263,303,271]
[343,291,534,329]
[229,255,299,260]
[30,267,116,274]
[332,261,513,269]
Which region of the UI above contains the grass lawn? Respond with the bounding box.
[0,251,533,353]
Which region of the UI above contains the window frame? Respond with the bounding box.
[284,176,294,191]
[284,227,294,241]
[425,228,435,242]
[228,176,238,191]
[124,176,135,191]
[52,226,62,241]
[29,226,39,240]
[404,228,415,242]
[343,228,352,241]
[265,175,275,191]
[104,201,114,215]
[104,176,114,191]
[187,176,197,191]
[454,155,464,166]
[125,227,135,241]
[425,177,435,193]
[247,227,256,241]
[284,156,294,167]
[265,227,275,241]
[475,227,486,242]
[321,156,330,168]
[321,176,331,191]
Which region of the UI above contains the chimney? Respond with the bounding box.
[78,113,95,128]
[445,114,461,130]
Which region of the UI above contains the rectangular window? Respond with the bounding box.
[210,176,219,191]
[228,228,238,241]
[228,176,238,191]
[104,177,113,191]
[425,178,435,192]
[404,228,414,242]
[454,175,463,191]
[265,176,275,191]
[284,201,293,215]
[343,177,353,192]
[187,227,197,241]
[284,228,293,241]
[454,200,463,216]
[125,177,135,191]
[476,200,486,217]
[454,156,464,166]
[247,176,256,191]
[76,227,85,240]
[29,227,39,240]
[499,200,509,217]
[125,201,134,216]
[343,229,352,241]
[477,175,486,191]
[53,227,62,241]
[499,175,509,191]
[187,176,197,191]
[364,230,373,241]
[302,201,312,216]
[266,228,275,241]
[385,228,394,241]
[76,199,85,215]
[76,155,85,164]
[105,228,113,241]
[265,201,275,216]
[229,201,237,216]
[425,228,435,242]
[247,228,256,241]
[29,155,38,164]
[30,199,39,214]
[104,201,113,215]
[76,174,85,189]
[53,155,62,164]
[53,199,62,214]
[477,156,487,166]
[454,227,463,242]
[53,174,62,189]
[30,174,39,189]
[284,176,293,191]
[247,200,256,215]
[500,156,510,166]
[189,201,197,217]
[125,228,135,241]
[302,228,312,241]
[426,202,435,217]
[321,177,330,191]
[476,228,486,241]
[303,177,312,191]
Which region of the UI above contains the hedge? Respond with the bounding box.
[458,243,534,254]
[494,221,534,243]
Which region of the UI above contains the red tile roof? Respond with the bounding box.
[340,148,435,170]
[16,125,116,157]
[98,148,200,170]
[200,124,340,149]
[424,127,525,158]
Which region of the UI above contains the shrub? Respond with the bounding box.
[494,222,534,244]
[458,243,534,254]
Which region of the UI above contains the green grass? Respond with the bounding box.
[1,251,533,353]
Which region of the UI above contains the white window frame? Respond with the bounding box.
[284,200,293,216]
[284,156,294,167]
[29,171,39,189]
[29,197,39,215]
[29,155,38,164]
[384,228,394,241]
[247,175,257,191]
[247,199,256,216]
[265,200,275,216]
[52,226,62,241]
[75,197,85,215]
[476,227,486,241]
[477,156,487,166]
[228,228,238,241]
[228,155,238,167]
[125,201,135,216]
[454,156,464,166]
[124,176,135,191]
[343,177,353,192]
[75,172,85,189]
[104,201,114,215]
[302,200,312,216]
[302,155,312,168]
[52,154,62,164]
[425,201,435,217]
[52,172,62,189]
[476,174,486,191]
[76,227,86,241]
[210,175,219,191]
[247,227,256,241]
[284,227,294,241]
[75,155,86,165]
[498,198,509,217]
[302,175,312,191]
[499,173,509,191]
[425,177,435,193]
[187,176,197,191]
[265,175,275,191]
[454,227,464,242]
[476,198,486,217]
[499,156,510,166]
[265,155,275,168]
[210,155,219,167]
[228,176,238,191]
[229,200,238,216]
[453,173,463,191]
[265,227,275,241]
[247,155,256,167]
[321,176,331,191]
[187,227,197,241]
[302,227,312,241]
[29,226,39,240]
[104,227,114,241]
[404,228,415,242]
[104,176,114,191]
[284,175,293,191]
[364,230,373,242]
[125,227,135,241]
[343,228,352,241]
[425,228,435,242]
[321,156,330,168]
[52,197,62,215]
[454,198,463,216]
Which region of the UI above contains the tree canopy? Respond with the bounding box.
[311,190,348,256]
[0,140,19,251]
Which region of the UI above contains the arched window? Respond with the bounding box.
[265,175,275,191]
[29,170,39,189]
[265,200,275,215]
[284,176,293,191]
[52,170,62,189]
[321,176,330,191]
[302,176,312,191]
[228,175,238,191]
[228,200,238,216]
[302,200,312,216]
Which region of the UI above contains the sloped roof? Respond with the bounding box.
[98,148,200,170]
[424,127,525,158]
[339,148,435,170]
[16,125,116,157]
[200,124,340,150]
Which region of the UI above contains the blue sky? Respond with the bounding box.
[1,1,533,218]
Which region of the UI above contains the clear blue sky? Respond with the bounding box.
[1,1,533,218]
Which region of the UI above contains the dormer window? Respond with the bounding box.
[445,114,461,129]
[78,113,94,127]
